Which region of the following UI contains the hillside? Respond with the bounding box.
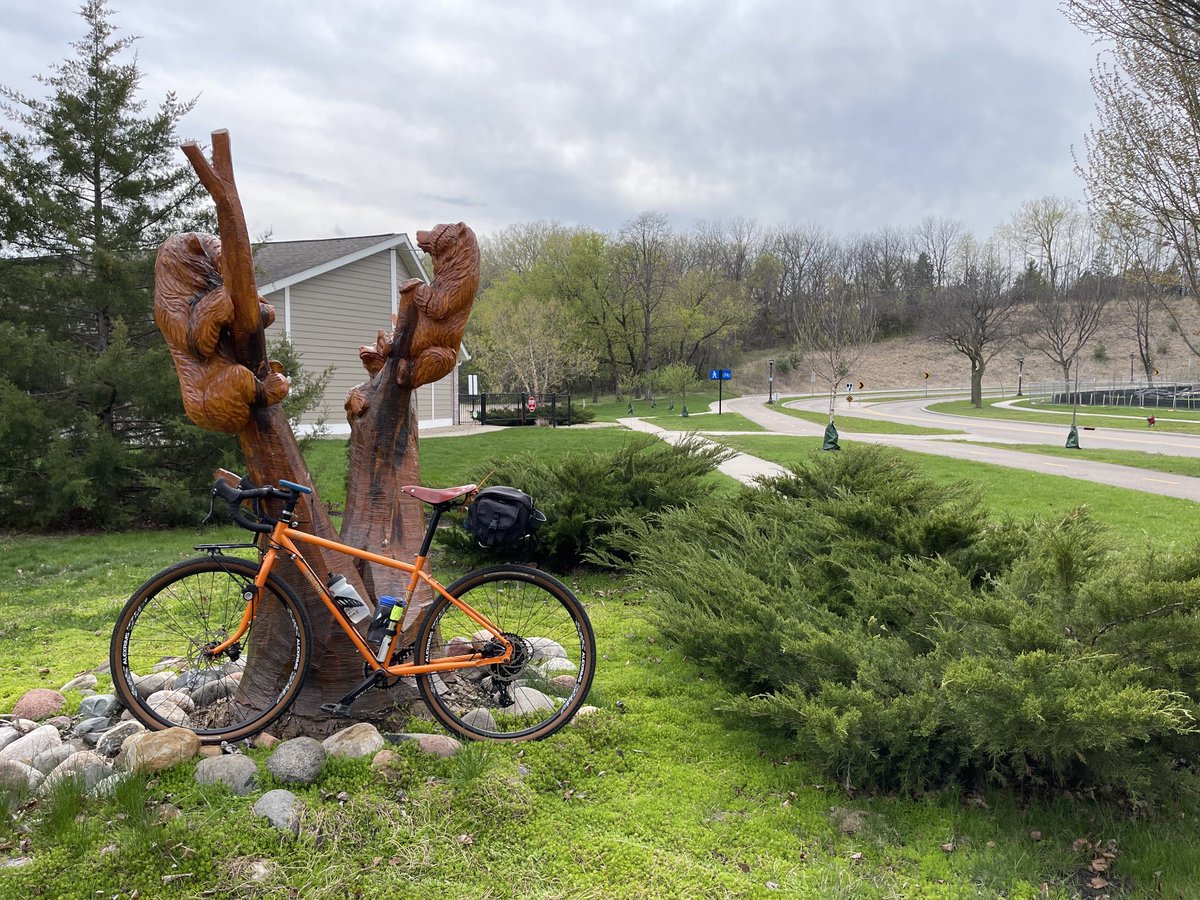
[741,299,1200,398]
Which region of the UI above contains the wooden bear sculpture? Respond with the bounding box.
[154,232,290,433]
[356,222,480,393]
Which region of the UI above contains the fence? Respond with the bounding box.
[1025,379,1200,410]
[459,393,574,427]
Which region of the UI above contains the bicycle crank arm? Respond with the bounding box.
[320,669,389,717]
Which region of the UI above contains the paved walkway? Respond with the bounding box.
[617,395,1200,502]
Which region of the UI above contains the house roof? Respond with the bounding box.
[254,233,429,294]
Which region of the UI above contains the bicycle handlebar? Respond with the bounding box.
[212,476,307,534]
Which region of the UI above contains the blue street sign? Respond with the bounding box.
[708,369,732,381]
[709,369,719,380]
[722,369,732,380]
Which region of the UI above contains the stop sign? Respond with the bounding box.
[527,396,537,412]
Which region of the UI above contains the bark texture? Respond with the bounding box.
[153,131,479,733]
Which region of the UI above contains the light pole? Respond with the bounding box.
[767,359,775,404]
[1016,355,1024,397]
[1129,351,1135,382]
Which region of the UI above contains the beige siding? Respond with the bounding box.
[267,248,457,430]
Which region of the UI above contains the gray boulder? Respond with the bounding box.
[252,788,300,835]
[322,723,385,759]
[95,721,144,757]
[30,743,75,775]
[265,737,325,785]
[60,673,98,692]
[78,694,118,719]
[195,754,258,795]
[0,726,19,753]
[133,672,175,699]
[73,716,111,738]
[0,724,61,764]
[0,760,43,793]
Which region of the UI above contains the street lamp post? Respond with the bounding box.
[1130,351,1135,382]
[767,359,775,404]
[1017,355,1025,397]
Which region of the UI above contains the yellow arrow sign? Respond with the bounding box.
[923,372,930,380]
[857,381,864,390]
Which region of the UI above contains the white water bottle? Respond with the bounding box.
[327,574,370,624]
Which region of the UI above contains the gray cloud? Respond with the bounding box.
[1,0,1099,241]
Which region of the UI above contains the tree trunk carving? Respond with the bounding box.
[153,130,480,734]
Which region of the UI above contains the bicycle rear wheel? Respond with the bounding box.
[415,565,596,741]
[110,556,311,744]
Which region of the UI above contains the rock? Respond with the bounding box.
[146,690,196,715]
[133,672,175,699]
[509,687,555,715]
[190,676,240,708]
[43,750,111,792]
[251,732,279,750]
[150,657,186,673]
[11,688,66,720]
[198,745,222,758]
[538,658,577,677]
[194,754,257,795]
[30,743,75,775]
[157,802,181,823]
[265,737,325,785]
[252,788,300,835]
[45,716,72,730]
[173,669,221,692]
[528,637,567,661]
[828,806,869,835]
[573,705,600,718]
[89,772,132,799]
[121,727,200,773]
[0,724,62,764]
[548,675,578,695]
[90,661,111,675]
[370,749,402,777]
[73,716,111,738]
[78,689,96,698]
[95,721,144,757]
[0,726,19,752]
[416,734,462,758]
[0,759,43,792]
[78,694,118,719]
[461,708,497,733]
[11,719,39,734]
[322,723,385,759]
[146,697,191,727]
[60,673,98,692]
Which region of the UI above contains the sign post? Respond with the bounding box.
[709,368,732,414]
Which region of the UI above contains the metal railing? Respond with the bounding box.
[460,393,574,426]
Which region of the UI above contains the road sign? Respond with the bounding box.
[857,381,864,390]
[709,369,732,381]
[527,396,537,412]
[847,395,854,403]
[923,371,930,379]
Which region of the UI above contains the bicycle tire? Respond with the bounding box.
[110,556,312,745]
[414,565,596,741]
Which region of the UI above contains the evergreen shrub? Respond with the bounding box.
[438,433,729,569]
[599,443,1200,798]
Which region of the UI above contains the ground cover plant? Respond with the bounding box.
[599,443,1200,805]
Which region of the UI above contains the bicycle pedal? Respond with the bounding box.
[319,703,355,717]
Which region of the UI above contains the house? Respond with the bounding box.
[254,234,465,434]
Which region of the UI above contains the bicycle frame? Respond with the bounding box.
[208,517,513,678]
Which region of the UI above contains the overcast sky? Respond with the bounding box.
[1,0,1101,243]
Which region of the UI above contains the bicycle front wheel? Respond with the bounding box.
[415,565,596,741]
[110,556,312,744]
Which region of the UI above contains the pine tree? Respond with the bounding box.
[0,0,226,527]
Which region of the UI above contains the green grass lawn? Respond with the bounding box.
[717,434,1200,546]
[774,399,962,435]
[7,429,1200,895]
[5,526,1200,897]
[639,411,764,432]
[931,398,1200,434]
[962,442,1200,479]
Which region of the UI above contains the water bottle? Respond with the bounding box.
[367,595,398,644]
[372,595,407,663]
[327,574,370,624]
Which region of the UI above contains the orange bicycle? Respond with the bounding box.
[109,473,595,744]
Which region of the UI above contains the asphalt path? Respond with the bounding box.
[712,394,1200,502]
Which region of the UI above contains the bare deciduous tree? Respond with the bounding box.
[925,249,1021,407]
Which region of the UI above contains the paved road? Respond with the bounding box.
[709,394,1200,502]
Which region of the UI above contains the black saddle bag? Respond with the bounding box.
[465,486,545,548]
